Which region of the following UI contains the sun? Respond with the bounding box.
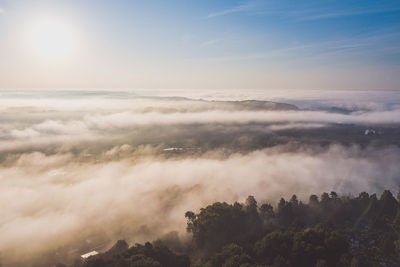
[28,17,77,61]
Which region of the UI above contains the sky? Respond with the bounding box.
[0,0,399,90]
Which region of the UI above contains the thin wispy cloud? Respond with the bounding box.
[209,3,400,22]
[206,3,253,19]
[0,8,4,14]
[299,6,400,21]
[196,29,400,66]
[197,41,348,63]
[200,39,222,47]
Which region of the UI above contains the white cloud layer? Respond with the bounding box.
[1,145,400,264]
[0,90,399,265]
[1,108,399,152]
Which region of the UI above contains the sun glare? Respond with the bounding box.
[28,17,77,61]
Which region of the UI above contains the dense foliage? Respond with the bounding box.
[76,240,189,267]
[77,190,400,267]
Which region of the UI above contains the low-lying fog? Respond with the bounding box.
[1,89,399,265]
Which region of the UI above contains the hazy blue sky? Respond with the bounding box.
[0,0,399,90]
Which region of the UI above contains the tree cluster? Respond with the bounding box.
[77,190,400,267]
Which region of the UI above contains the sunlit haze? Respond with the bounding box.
[0,0,399,89]
[27,17,77,61]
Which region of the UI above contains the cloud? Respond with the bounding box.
[300,7,400,21]
[206,3,253,18]
[1,144,400,265]
[200,39,222,47]
[0,108,399,156]
[1,91,400,265]
[197,29,400,66]
[86,109,400,129]
[0,92,399,156]
[205,2,400,21]
[25,109,400,130]
[265,122,327,131]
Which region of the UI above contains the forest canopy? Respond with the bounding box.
[74,189,400,267]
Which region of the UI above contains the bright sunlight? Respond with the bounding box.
[28,17,77,61]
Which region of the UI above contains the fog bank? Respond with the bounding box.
[1,90,400,265]
[1,145,400,264]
